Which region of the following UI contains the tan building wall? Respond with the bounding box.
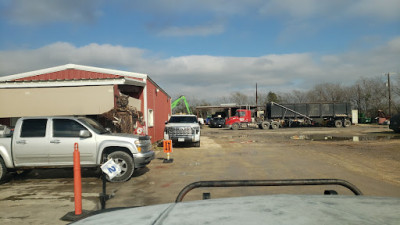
[0,86,115,117]
[128,97,141,111]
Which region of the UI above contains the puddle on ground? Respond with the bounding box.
[290,135,400,142]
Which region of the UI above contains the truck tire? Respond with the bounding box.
[232,123,240,130]
[0,158,7,182]
[106,151,134,182]
[271,121,279,129]
[193,141,200,147]
[334,120,343,128]
[343,119,351,127]
[260,122,270,129]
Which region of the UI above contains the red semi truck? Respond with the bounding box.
[225,102,352,130]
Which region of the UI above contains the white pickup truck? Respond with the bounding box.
[164,115,201,147]
[0,116,155,183]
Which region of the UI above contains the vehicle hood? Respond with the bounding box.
[225,116,239,123]
[106,133,140,139]
[73,195,400,225]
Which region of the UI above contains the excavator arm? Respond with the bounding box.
[171,96,191,114]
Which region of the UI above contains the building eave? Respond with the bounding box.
[0,78,145,88]
[0,64,148,82]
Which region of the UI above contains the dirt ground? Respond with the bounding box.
[0,124,399,224]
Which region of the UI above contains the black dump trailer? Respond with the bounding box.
[266,102,352,128]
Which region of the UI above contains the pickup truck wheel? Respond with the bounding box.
[106,151,134,182]
[0,158,7,182]
[193,141,200,147]
[232,123,240,130]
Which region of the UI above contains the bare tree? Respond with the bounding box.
[306,83,349,102]
[291,90,308,103]
[391,74,400,114]
[276,92,294,103]
[352,77,387,117]
[229,91,250,105]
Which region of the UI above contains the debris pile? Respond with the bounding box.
[100,95,144,134]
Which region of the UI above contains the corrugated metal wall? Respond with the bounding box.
[146,80,171,142]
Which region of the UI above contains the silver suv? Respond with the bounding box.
[164,115,201,147]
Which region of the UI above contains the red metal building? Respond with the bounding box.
[0,64,171,142]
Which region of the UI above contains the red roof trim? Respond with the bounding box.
[14,69,123,82]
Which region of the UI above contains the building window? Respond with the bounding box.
[148,109,154,127]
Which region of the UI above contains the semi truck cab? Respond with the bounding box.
[225,110,253,129]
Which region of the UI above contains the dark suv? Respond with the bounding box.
[209,117,225,128]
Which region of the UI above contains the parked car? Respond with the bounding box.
[198,118,205,125]
[209,117,225,128]
[0,116,155,183]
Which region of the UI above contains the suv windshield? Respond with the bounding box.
[78,118,109,134]
[169,116,198,123]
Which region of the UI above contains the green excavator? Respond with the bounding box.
[171,95,191,114]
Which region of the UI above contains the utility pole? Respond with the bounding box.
[357,84,361,113]
[387,73,392,117]
[256,83,258,110]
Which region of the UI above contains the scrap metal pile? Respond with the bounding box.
[100,95,144,134]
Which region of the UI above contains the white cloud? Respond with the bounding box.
[0,42,147,75]
[2,0,397,39]
[157,21,225,37]
[346,0,400,21]
[3,0,103,25]
[259,0,400,21]
[259,0,400,42]
[1,37,399,100]
[125,0,261,15]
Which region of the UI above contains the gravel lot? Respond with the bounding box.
[0,124,399,224]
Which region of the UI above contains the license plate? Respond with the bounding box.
[178,138,185,142]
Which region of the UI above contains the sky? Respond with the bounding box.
[0,0,399,101]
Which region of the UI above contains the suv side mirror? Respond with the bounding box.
[79,130,92,138]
